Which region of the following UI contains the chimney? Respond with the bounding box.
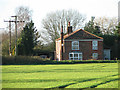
[60,26,63,60]
[67,22,72,34]
[68,22,70,26]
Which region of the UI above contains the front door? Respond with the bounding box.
[104,49,110,60]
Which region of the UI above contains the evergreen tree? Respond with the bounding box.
[17,21,40,55]
[117,22,120,59]
[84,17,100,35]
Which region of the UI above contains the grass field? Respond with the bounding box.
[2,63,119,88]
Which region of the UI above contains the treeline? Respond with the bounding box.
[2,6,120,60]
[100,35,120,59]
[84,17,120,59]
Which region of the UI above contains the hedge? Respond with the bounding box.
[2,56,119,65]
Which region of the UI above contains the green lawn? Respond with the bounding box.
[2,63,119,88]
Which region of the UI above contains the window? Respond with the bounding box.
[92,53,98,59]
[72,41,79,50]
[69,52,82,60]
[92,41,98,50]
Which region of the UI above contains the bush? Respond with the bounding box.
[2,56,50,65]
[2,56,118,65]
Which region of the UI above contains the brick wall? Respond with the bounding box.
[62,40,103,60]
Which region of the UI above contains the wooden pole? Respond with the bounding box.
[4,17,25,56]
[9,21,12,56]
[61,26,63,60]
[11,16,25,56]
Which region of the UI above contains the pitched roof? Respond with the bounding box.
[56,29,103,41]
[103,44,111,49]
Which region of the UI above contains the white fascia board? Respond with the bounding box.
[56,40,61,42]
[64,39,103,41]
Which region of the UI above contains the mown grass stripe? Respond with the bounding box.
[50,74,118,89]
[89,78,119,88]
[2,63,118,88]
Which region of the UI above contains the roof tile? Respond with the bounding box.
[56,29,103,41]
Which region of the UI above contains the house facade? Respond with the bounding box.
[55,23,104,61]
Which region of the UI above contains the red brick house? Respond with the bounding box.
[55,23,103,61]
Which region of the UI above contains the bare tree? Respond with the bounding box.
[15,6,32,34]
[2,6,33,56]
[94,17,118,35]
[41,9,86,44]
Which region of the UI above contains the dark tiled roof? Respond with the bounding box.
[103,44,111,49]
[56,29,103,41]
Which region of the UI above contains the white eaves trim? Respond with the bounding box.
[64,39,103,41]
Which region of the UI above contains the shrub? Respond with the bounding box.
[2,56,118,65]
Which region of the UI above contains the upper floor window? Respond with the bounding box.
[92,40,98,50]
[72,41,79,50]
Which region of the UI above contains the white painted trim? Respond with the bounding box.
[64,39,103,41]
[56,40,61,42]
[69,52,82,60]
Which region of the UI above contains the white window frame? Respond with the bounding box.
[92,53,98,59]
[69,52,82,60]
[72,41,79,50]
[92,40,98,50]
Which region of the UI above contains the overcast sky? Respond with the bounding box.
[0,0,119,32]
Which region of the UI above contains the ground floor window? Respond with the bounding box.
[69,52,82,60]
[92,53,98,59]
